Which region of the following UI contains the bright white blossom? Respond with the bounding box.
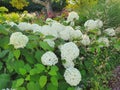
[98,37,109,47]
[17,22,32,31]
[104,28,116,36]
[95,19,103,28]
[43,39,55,48]
[64,67,81,86]
[81,34,90,46]
[67,11,79,22]
[7,21,17,27]
[63,60,75,68]
[70,30,83,40]
[59,26,74,40]
[41,51,58,66]
[84,19,103,30]
[60,42,79,61]
[9,32,29,49]
[31,24,42,33]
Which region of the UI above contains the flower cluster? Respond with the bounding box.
[9,32,29,49]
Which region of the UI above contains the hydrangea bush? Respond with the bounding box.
[0,11,120,90]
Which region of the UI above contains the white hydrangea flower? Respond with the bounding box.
[95,19,103,28]
[64,67,81,86]
[51,22,65,34]
[17,22,32,31]
[43,39,55,48]
[41,51,58,66]
[41,25,58,38]
[7,21,17,27]
[59,26,74,40]
[60,42,79,61]
[31,24,42,33]
[104,28,116,36]
[84,19,103,30]
[84,19,97,30]
[9,32,29,49]
[63,60,75,69]
[67,11,79,22]
[81,34,90,46]
[70,30,83,40]
[98,37,109,47]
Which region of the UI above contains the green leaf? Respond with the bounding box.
[0,49,9,58]
[19,68,26,75]
[13,49,20,59]
[0,37,9,49]
[67,87,75,90]
[51,76,58,87]
[0,25,8,35]
[39,41,54,51]
[22,49,35,64]
[35,50,44,62]
[30,68,39,75]
[39,75,47,88]
[35,64,45,72]
[8,51,14,61]
[27,82,40,90]
[47,83,58,90]
[48,66,58,76]
[16,87,26,90]
[0,74,10,90]
[12,78,24,88]
[0,62,3,70]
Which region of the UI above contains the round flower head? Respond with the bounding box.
[81,34,90,46]
[70,30,83,40]
[95,19,103,28]
[60,42,79,61]
[9,32,29,49]
[104,28,116,36]
[17,22,32,31]
[98,37,109,47]
[84,19,97,30]
[64,67,81,86]
[67,11,79,22]
[63,60,75,69]
[41,51,58,66]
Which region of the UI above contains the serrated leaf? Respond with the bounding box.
[12,78,24,88]
[0,74,10,90]
[51,76,58,87]
[39,41,54,51]
[19,68,26,75]
[47,83,57,90]
[35,64,45,72]
[0,49,9,58]
[35,50,44,62]
[13,49,20,59]
[39,75,47,88]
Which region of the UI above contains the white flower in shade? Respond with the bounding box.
[104,28,116,36]
[84,19,97,30]
[60,42,79,61]
[2,88,15,90]
[9,32,29,49]
[64,67,81,86]
[51,22,65,34]
[70,30,83,40]
[41,25,58,38]
[59,26,74,40]
[17,22,32,31]
[81,34,90,46]
[98,37,109,47]
[43,39,55,48]
[7,21,17,27]
[95,19,103,28]
[41,51,58,66]
[67,11,79,22]
[63,60,75,69]
[31,24,42,33]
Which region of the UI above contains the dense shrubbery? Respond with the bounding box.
[0,0,120,90]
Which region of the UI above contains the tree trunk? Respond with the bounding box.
[32,0,55,18]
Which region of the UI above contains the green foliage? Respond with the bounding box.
[10,0,29,10]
